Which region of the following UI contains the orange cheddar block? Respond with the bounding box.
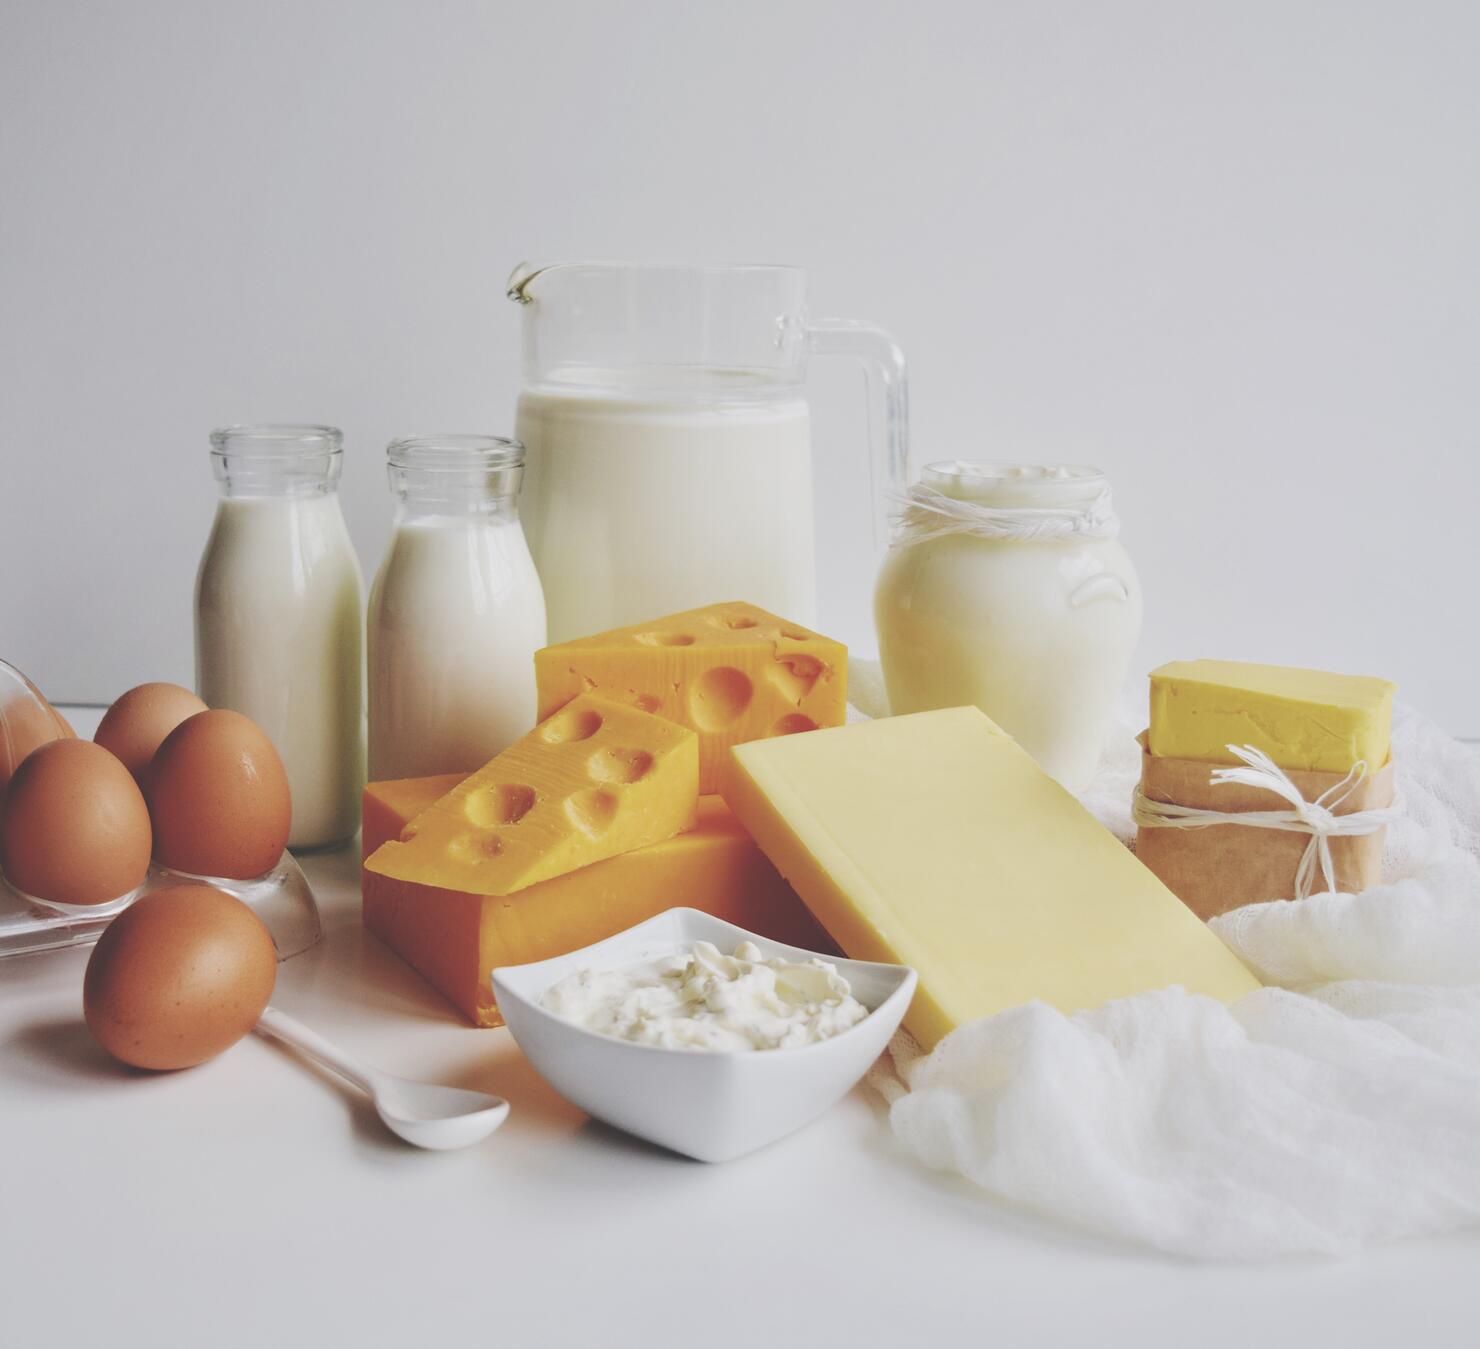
[361,777,835,1026]
[535,601,848,793]
[366,695,698,895]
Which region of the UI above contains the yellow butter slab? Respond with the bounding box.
[1148,659,1396,772]
[535,601,847,793]
[361,778,833,1026]
[725,707,1260,1051]
[365,694,698,895]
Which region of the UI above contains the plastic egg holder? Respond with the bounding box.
[1,848,323,962]
[0,659,72,787]
[0,667,322,960]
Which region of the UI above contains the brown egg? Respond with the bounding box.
[0,739,153,905]
[94,682,209,782]
[0,660,74,792]
[83,885,277,1070]
[147,709,291,879]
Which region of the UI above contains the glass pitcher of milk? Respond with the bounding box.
[508,261,908,641]
[367,434,547,780]
[195,425,365,850]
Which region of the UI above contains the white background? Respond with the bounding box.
[1,0,1477,732]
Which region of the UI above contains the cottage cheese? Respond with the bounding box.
[539,940,868,1052]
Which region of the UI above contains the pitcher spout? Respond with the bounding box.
[506,260,559,304]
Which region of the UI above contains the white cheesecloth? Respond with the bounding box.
[847,659,1480,1260]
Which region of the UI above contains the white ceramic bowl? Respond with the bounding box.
[492,907,916,1163]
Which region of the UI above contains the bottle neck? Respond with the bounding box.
[385,435,526,524]
[390,469,524,523]
[210,424,344,499]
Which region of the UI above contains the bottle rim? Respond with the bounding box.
[386,434,525,471]
[210,424,343,458]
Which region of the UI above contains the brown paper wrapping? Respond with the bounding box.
[1133,733,1393,921]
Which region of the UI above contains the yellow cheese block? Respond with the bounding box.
[361,777,835,1026]
[365,694,698,895]
[1148,659,1397,772]
[535,601,847,793]
[725,707,1261,1051]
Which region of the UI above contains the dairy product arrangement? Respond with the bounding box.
[7,251,1469,1266]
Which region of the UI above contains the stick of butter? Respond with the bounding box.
[1149,660,1396,772]
[725,707,1260,1051]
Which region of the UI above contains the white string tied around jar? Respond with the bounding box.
[1132,744,1402,900]
[886,482,1120,545]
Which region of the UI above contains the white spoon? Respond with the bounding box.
[255,1006,510,1150]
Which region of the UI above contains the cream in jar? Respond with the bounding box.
[874,462,1142,792]
[539,941,869,1052]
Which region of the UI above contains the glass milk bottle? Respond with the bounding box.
[874,462,1142,792]
[195,425,365,850]
[367,435,547,780]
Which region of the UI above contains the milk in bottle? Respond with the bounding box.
[368,435,547,779]
[195,425,365,851]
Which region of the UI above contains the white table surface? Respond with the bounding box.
[3,710,1477,1349]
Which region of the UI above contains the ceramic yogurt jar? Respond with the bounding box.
[874,461,1142,792]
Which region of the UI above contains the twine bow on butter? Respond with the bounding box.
[1132,744,1401,900]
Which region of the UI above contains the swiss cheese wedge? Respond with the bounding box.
[535,602,847,793]
[362,777,833,1026]
[365,695,698,895]
[725,707,1261,1051]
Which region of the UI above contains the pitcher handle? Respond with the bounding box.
[806,319,910,548]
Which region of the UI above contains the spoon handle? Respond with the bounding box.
[255,1006,379,1097]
